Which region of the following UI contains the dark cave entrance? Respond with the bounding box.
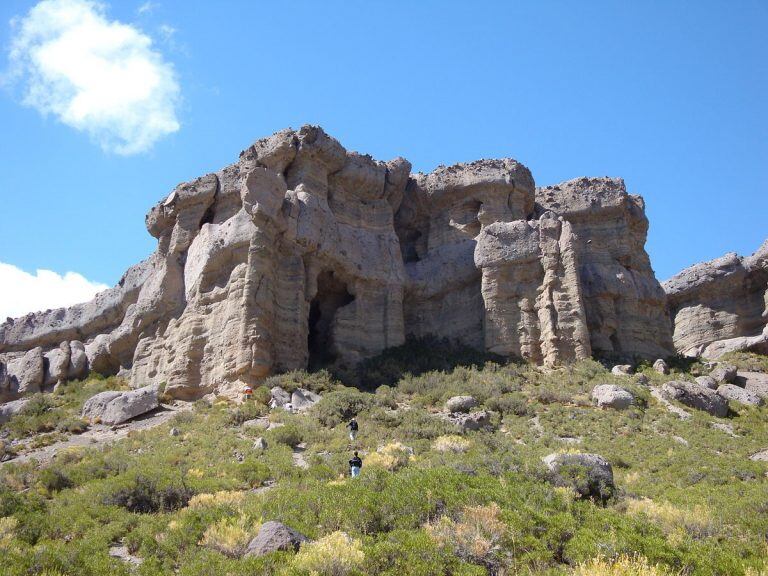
[307,271,355,370]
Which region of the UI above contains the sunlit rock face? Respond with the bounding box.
[0,126,676,400]
[664,240,768,359]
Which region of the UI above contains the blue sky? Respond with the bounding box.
[0,0,766,318]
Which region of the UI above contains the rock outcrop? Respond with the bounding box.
[542,452,615,500]
[664,240,768,358]
[0,126,676,401]
[81,384,160,424]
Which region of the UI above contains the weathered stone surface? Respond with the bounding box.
[664,239,768,358]
[82,385,159,424]
[710,364,737,384]
[591,384,634,409]
[0,126,678,400]
[542,452,615,499]
[653,359,669,375]
[270,387,291,408]
[661,380,729,417]
[290,389,321,411]
[44,341,71,387]
[717,384,764,407]
[612,364,633,376]
[445,395,478,413]
[695,376,718,390]
[738,371,768,400]
[245,521,308,557]
[6,347,44,395]
[0,398,29,424]
[443,409,492,432]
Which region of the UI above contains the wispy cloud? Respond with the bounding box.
[8,0,181,155]
[137,1,158,15]
[0,262,109,320]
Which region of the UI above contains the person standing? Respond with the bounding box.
[349,451,363,478]
[347,418,359,441]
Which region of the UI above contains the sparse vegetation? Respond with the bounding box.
[0,354,767,575]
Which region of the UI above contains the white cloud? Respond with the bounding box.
[8,0,180,155]
[0,262,109,320]
[137,1,158,15]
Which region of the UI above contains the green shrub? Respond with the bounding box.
[237,458,271,487]
[104,476,193,513]
[228,401,268,426]
[484,392,528,416]
[266,423,304,448]
[312,387,374,427]
[38,469,73,493]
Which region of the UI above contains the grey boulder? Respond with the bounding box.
[244,521,309,557]
[591,384,634,410]
[7,347,44,394]
[710,364,737,384]
[451,410,492,432]
[611,365,633,376]
[653,359,669,375]
[270,386,291,408]
[44,342,71,387]
[738,371,768,401]
[445,395,478,413]
[662,380,729,417]
[542,452,615,500]
[694,376,718,390]
[290,388,321,412]
[68,340,89,379]
[717,384,764,407]
[82,385,159,424]
[0,398,30,424]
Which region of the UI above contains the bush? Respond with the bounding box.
[229,402,268,426]
[574,554,679,575]
[267,423,304,448]
[292,531,365,576]
[312,388,374,427]
[55,417,88,434]
[366,442,414,471]
[426,503,506,569]
[484,392,528,416]
[200,515,257,558]
[38,469,73,493]
[433,435,471,454]
[104,476,193,513]
[237,458,271,487]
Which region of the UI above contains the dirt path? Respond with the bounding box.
[3,403,190,467]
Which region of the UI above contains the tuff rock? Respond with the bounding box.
[661,380,729,417]
[716,384,764,407]
[81,384,160,424]
[0,126,681,400]
[664,239,768,358]
[591,384,634,409]
[245,521,309,557]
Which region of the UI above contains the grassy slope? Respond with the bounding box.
[1,347,767,576]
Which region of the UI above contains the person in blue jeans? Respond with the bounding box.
[349,451,363,478]
[347,418,359,441]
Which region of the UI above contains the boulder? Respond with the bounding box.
[0,398,30,424]
[591,384,634,410]
[270,387,291,408]
[6,347,44,394]
[694,376,718,390]
[653,359,669,375]
[290,388,321,411]
[244,521,309,557]
[661,380,729,417]
[68,340,88,379]
[82,385,159,424]
[451,410,492,433]
[750,449,768,462]
[542,452,615,500]
[44,342,71,387]
[738,371,768,401]
[635,374,649,386]
[717,384,764,407]
[252,437,268,450]
[710,364,737,384]
[445,395,478,413]
[612,365,633,376]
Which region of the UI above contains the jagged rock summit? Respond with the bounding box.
[0,125,675,401]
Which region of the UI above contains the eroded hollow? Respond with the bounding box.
[307,271,355,370]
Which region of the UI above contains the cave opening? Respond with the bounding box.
[307,271,355,371]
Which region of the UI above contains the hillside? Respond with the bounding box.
[2,343,767,575]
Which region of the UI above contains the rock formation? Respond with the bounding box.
[664,240,768,358]
[0,126,676,401]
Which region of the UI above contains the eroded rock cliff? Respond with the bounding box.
[0,126,675,400]
[664,240,768,358]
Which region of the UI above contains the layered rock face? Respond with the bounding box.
[664,240,768,358]
[0,126,675,400]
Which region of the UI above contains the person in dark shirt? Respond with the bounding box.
[349,451,363,477]
[347,418,359,441]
